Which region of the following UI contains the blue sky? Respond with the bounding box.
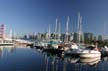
[0,0,108,36]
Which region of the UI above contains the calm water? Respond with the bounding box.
[0,47,107,71]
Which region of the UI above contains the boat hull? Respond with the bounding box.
[43,48,63,54]
[79,53,101,58]
[80,57,100,63]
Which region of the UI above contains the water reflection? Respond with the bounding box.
[0,47,3,59]
[101,57,108,61]
[42,51,64,71]
[0,46,16,59]
[38,47,108,71]
[64,56,79,63]
[7,46,16,53]
[0,46,107,71]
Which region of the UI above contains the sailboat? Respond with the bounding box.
[47,19,60,49]
[64,13,83,56]
[43,19,63,53]
[34,40,48,49]
[69,12,83,49]
[58,16,71,51]
[75,13,101,58]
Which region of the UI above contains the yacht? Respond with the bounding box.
[64,43,82,57]
[34,40,48,49]
[100,46,108,57]
[79,45,101,58]
[80,56,100,63]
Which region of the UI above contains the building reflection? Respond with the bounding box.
[6,46,16,53]
[0,46,16,59]
[0,46,3,59]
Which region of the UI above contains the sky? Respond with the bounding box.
[0,0,108,36]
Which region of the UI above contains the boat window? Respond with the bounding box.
[85,46,95,50]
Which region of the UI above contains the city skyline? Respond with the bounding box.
[0,0,108,37]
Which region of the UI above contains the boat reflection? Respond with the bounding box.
[33,46,102,71]
[29,47,108,71]
[64,56,79,64]
[101,56,108,61]
[43,51,64,71]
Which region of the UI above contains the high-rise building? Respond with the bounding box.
[98,35,103,41]
[84,33,94,43]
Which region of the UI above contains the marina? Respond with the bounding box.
[0,0,108,71]
[0,12,107,71]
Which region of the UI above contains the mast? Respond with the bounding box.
[55,18,58,39]
[80,16,83,42]
[77,12,82,43]
[77,12,80,43]
[10,29,12,40]
[66,16,69,42]
[103,22,105,41]
[58,22,61,41]
[13,32,17,39]
[48,24,51,40]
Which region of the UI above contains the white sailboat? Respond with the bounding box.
[47,20,59,49]
[77,13,101,58]
[59,16,71,51]
[44,19,63,53]
[65,13,82,56]
[70,12,82,50]
[65,16,69,42]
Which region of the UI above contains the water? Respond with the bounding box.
[0,47,108,71]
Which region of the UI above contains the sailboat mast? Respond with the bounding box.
[77,12,80,43]
[55,18,58,39]
[66,16,69,42]
[77,12,82,43]
[10,29,12,40]
[48,24,51,40]
[103,22,105,41]
[80,16,83,42]
[58,22,61,41]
